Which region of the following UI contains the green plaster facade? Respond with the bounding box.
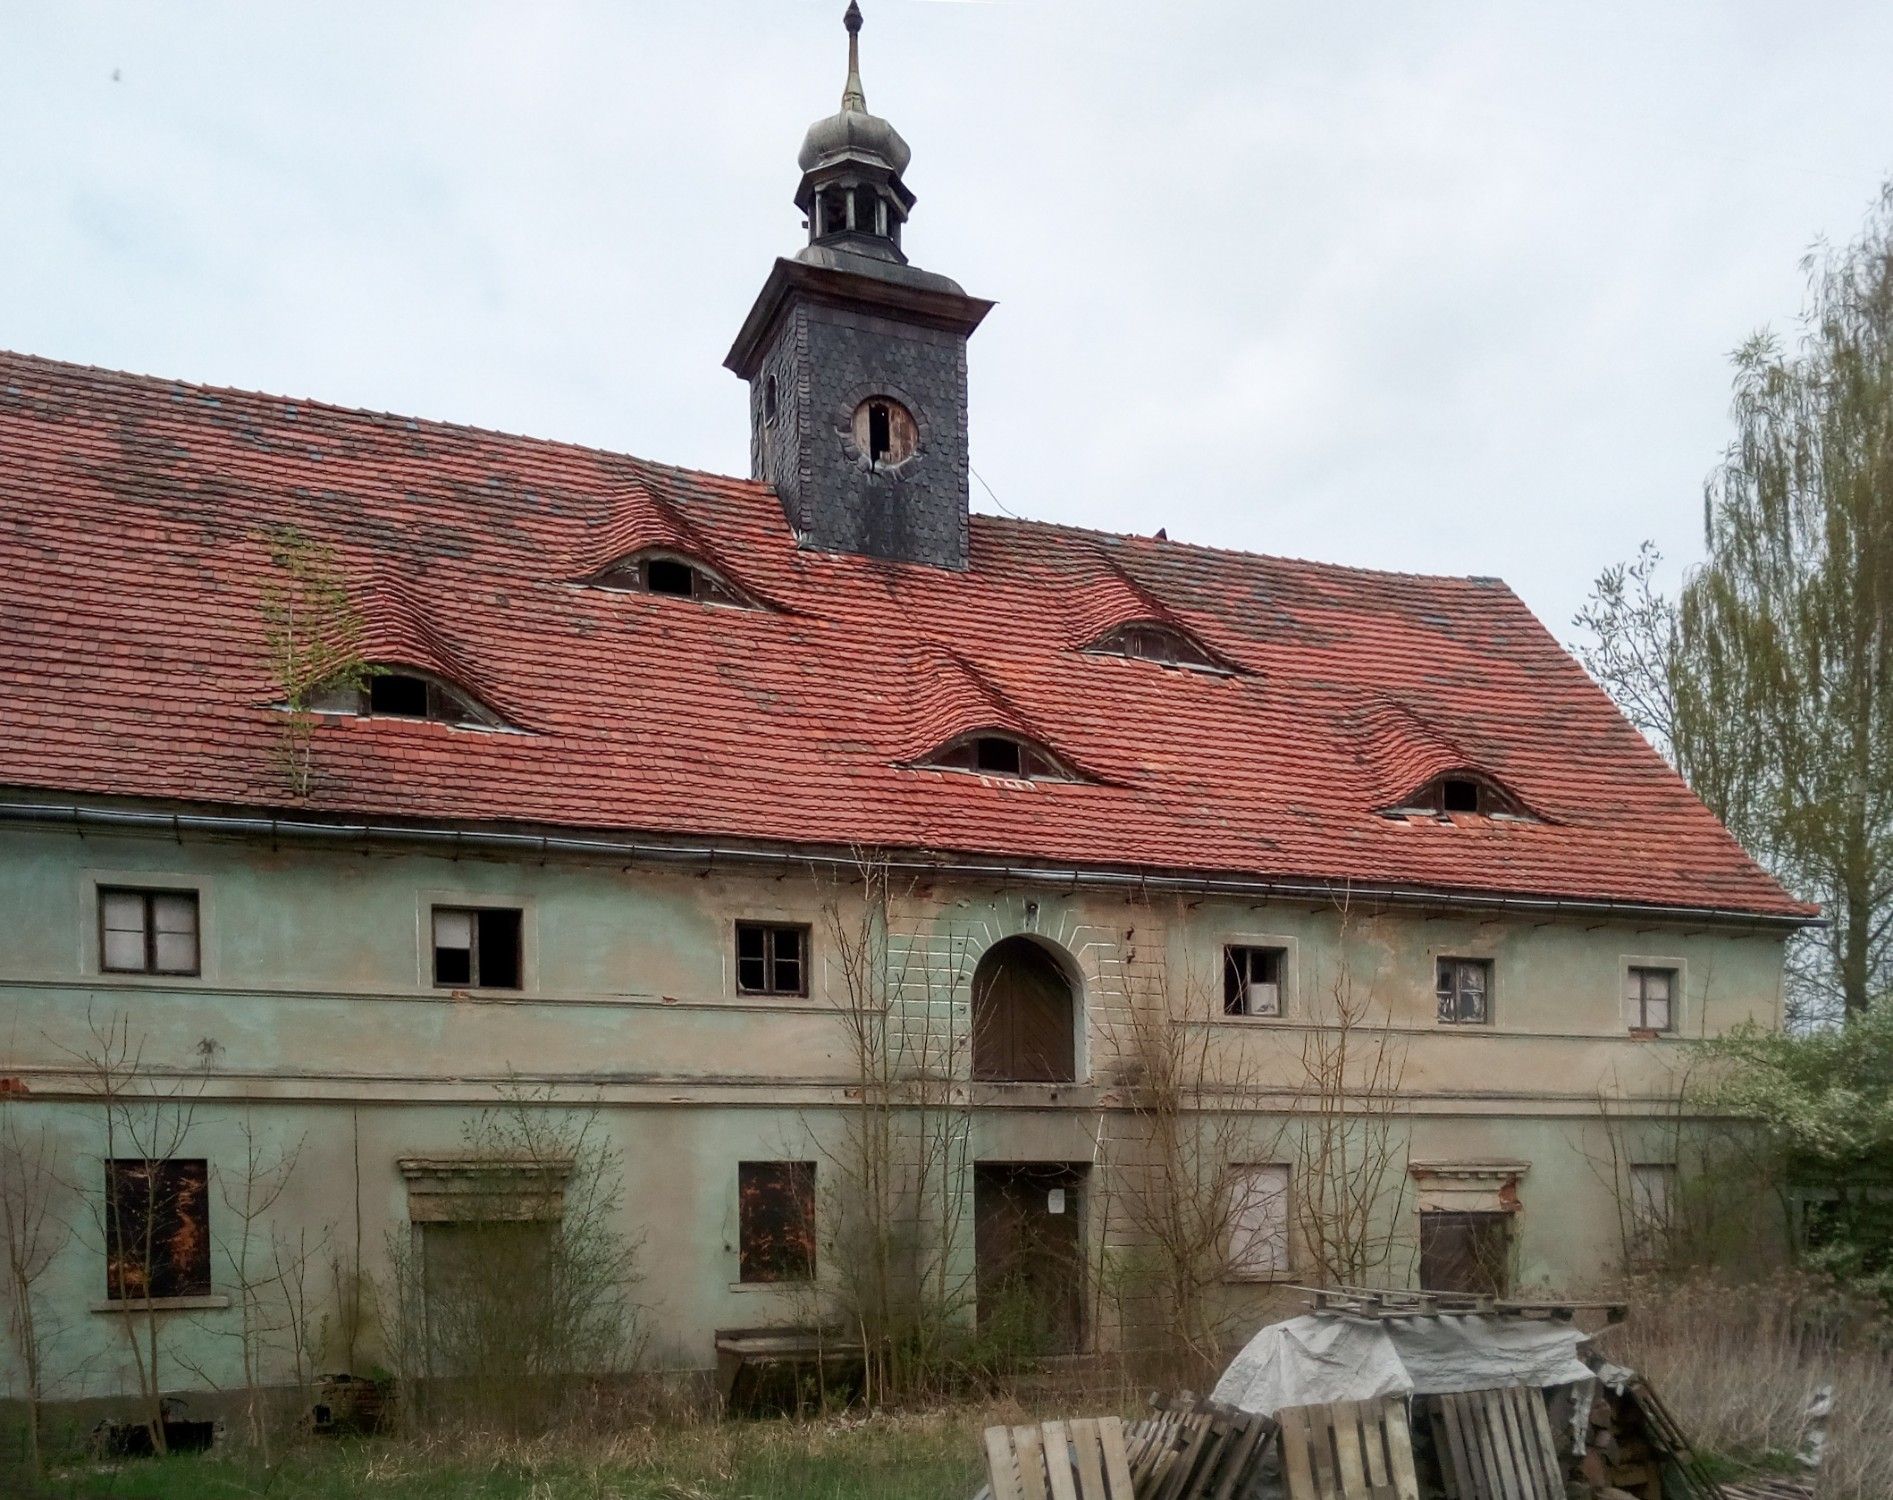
[0,811,1788,1402]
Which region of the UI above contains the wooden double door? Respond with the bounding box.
[974,1163,1087,1354]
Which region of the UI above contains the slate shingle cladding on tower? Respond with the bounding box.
[725,2,991,570]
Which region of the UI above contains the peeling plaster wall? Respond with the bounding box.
[0,822,1787,1398]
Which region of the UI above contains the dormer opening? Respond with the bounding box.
[1441,777,1481,814]
[590,550,758,609]
[1383,771,1538,822]
[311,667,508,731]
[1084,620,1230,674]
[917,730,1077,783]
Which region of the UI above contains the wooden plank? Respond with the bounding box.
[1043,1422,1080,1500]
[986,1427,1025,1500]
[1331,1401,1368,1498]
[1305,1406,1339,1500]
[1358,1402,1391,1495]
[1069,1419,1108,1500]
[1447,1394,1490,1500]
[1280,1406,1318,1500]
[1381,1399,1420,1500]
[1467,1392,1504,1500]
[1160,1412,1214,1500]
[1427,1406,1462,1499]
[1014,1425,1050,1500]
[1489,1389,1527,1499]
[1516,1387,1562,1498]
[1477,1392,1520,1500]
[1210,1415,1270,1500]
[1098,1417,1137,1500]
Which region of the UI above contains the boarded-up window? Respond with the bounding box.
[972,937,1076,1083]
[1435,958,1492,1025]
[1419,1210,1511,1296]
[99,888,200,976]
[106,1159,211,1301]
[738,1161,816,1283]
[1227,1164,1291,1279]
[1629,1164,1674,1264]
[1626,966,1677,1032]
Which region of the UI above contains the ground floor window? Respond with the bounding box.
[1226,1163,1292,1279]
[105,1158,211,1300]
[738,1161,816,1283]
[1418,1210,1512,1296]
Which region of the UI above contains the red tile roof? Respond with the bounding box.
[0,350,1812,920]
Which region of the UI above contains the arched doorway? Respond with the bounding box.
[971,936,1076,1083]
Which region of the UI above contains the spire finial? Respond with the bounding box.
[841,2,867,113]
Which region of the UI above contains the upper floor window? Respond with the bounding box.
[1223,945,1284,1017]
[1626,965,1677,1032]
[763,374,779,427]
[1086,621,1229,674]
[106,1158,211,1301]
[99,888,200,976]
[1436,957,1492,1025]
[432,906,522,990]
[593,550,753,609]
[736,922,808,997]
[921,732,1074,783]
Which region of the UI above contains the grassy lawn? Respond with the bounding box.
[16,1408,998,1500]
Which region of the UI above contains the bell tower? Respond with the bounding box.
[725,2,992,570]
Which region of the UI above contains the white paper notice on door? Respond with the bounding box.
[1047,1188,1066,1214]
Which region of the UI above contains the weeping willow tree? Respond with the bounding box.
[1675,184,1893,1019]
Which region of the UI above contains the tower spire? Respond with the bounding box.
[841,3,867,113]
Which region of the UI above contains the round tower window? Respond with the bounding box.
[852,398,918,468]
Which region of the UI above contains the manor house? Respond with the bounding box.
[0,6,1811,1397]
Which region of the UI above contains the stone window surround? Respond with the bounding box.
[1214,932,1302,1021]
[80,867,215,984]
[833,378,931,481]
[1408,1159,1529,1216]
[1619,953,1688,1036]
[398,1156,573,1225]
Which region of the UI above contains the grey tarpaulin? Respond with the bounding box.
[1210,1313,1595,1417]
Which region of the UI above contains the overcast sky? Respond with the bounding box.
[5,2,1890,638]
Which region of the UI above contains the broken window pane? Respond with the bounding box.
[431,906,522,989]
[1223,945,1285,1017]
[106,1158,211,1301]
[1227,1163,1291,1278]
[1435,958,1491,1025]
[369,673,430,718]
[738,1161,816,1283]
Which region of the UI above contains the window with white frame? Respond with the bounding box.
[1626,965,1677,1032]
[1226,1164,1291,1279]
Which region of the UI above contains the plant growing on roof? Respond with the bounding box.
[257,525,371,800]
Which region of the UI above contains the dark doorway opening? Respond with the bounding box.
[971,937,1076,1083]
[1419,1210,1514,1297]
[974,1163,1086,1354]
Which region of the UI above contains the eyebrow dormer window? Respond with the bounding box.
[312,668,505,730]
[593,551,753,608]
[919,732,1074,783]
[1384,772,1534,822]
[1085,620,1228,673]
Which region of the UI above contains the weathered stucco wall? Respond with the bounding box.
[0,820,1787,1399]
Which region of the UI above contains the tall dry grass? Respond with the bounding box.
[1597,1271,1893,1500]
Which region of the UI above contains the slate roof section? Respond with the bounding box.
[0,350,1812,920]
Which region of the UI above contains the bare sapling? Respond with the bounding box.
[0,1083,74,1480]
